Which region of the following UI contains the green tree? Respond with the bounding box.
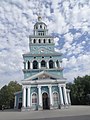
[0,81,22,109]
[67,75,90,105]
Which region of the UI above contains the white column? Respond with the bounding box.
[58,85,64,105]
[27,87,31,107]
[38,86,42,107]
[30,62,33,69]
[63,86,68,104]
[39,62,41,69]
[47,61,49,69]
[49,85,53,106]
[54,61,57,68]
[59,61,62,68]
[23,87,26,108]
[67,92,71,104]
[14,96,17,108]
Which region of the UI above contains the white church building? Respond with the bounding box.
[14,16,71,111]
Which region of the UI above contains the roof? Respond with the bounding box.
[23,52,62,57]
[14,91,22,95]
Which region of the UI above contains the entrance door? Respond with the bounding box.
[42,93,50,110]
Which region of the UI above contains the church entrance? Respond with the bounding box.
[42,93,50,110]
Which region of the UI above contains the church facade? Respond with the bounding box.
[14,16,71,111]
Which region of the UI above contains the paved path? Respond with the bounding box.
[0,106,90,120]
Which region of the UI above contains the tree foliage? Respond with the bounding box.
[0,81,22,109]
[67,75,90,105]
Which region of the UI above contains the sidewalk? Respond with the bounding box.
[0,106,90,120]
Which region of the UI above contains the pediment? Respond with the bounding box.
[23,71,59,81]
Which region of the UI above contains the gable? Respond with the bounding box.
[23,71,59,81]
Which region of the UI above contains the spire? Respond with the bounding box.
[37,0,42,22]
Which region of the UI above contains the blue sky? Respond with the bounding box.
[0,0,90,88]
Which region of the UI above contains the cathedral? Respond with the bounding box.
[14,16,71,111]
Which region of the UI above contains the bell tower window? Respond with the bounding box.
[39,39,41,43]
[40,25,42,28]
[49,39,51,43]
[49,60,54,68]
[41,60,46,67]
[44,39,45,43]
[36,26,38,29]
[33,60,38,69]
[34,39,36,43]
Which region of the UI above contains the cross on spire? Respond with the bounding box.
[37,0,42,21]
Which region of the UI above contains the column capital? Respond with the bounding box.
[37,85,41,88]
[48,85,52,88]
[22,86,26,89]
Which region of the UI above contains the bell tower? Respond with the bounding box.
[23,16,63,79]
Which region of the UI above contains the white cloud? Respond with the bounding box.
[0,0,90,88]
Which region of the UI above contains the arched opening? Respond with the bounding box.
[49,60,54,69]
[36,26,38,29]
[48,39,51,43]
[42,93,50,110]
[56,60,59,68]
[39,39,41,43]
[34,39,36,43]
[53,92,59,105]
[41,60,46,68]
[33,60,38,69]
[40,25,42,28]
[44,39,45,43]
[28,61,30,69]
[32,93,37,104]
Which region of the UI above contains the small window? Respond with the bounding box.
[43,33,44,35]
[50,56,52,58]
[40,25,42,28]
[34,39,36,43]
[19,98,22,102]
[39,39,41,43]
[36,26,38,29]
[34,57,36,59]
[38,33,40,35]
[42,56,44,58]
[44,39,45,43]
[49,39,51,43]
[41,33,42,36]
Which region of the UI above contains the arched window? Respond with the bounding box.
[53,92,59,104]
[41,60,46,67]
[34,39,36,43]
[32,93,37,104]
[56,60,59,68]
[40,25,42,28]
[48,39,51,43]
[39,39,41,43]
[49,60,54,68]
[28,61,30,69]
[33,60,38,69]
[36,26,38,29]
[44,39,45,43]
